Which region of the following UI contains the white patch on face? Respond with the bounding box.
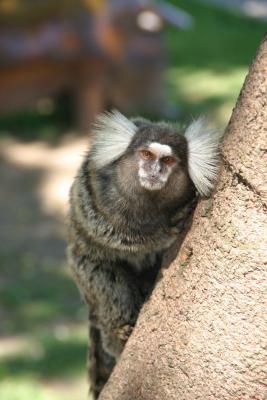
[148,142,172,158]
[138,142,175,191]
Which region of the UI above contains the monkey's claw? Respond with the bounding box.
[115,324,133,341]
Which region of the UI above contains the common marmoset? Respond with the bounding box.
[67,111,220,397]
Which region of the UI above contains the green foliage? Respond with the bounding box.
[167,0,266,69]
[0,94,72,142]
[164,0,266,124]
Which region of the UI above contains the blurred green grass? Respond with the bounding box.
[168,0,265,69]
[0,254,88,400]
[0,1,266,399]
[0,253,84,334]
[0,335,86,379]
[165,0,266,125]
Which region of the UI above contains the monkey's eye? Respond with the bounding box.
[139,150,155,160]
[161,156,176,165]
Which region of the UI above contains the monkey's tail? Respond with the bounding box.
[88,323,115,399]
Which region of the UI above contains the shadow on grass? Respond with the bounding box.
[0,335,87,380]
[0,253,84,334]
[0,140,88,393]
[0,153,85,337]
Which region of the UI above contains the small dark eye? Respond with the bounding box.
[162,156,175,165]
[139,150,154,160]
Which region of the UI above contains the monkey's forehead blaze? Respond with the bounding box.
[128,124,188,160]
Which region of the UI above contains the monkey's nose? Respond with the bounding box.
[149,175,157,182]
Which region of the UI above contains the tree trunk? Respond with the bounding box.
[98,35,267,400]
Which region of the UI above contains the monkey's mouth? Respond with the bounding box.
[139,176,166,191]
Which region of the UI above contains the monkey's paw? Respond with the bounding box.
[115,324,133,342]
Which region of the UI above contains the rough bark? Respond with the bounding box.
[99,35,267,400]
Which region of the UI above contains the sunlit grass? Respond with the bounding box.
[0,324,88,400]
[169,67,246,100]
[164,0,266,126]
[166,66,247,124]
[0,378,88,400]
[0,333,87,380]
[0,380,53,400]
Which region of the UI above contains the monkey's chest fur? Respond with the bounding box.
[67,170,179,304]
[68,193,173,296]
[66,157,197,351]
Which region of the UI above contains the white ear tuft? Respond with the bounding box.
[185,117,222,196]
[90,110,137,168]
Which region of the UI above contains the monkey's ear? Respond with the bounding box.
[185,118,222,197]
[90,110,137,168]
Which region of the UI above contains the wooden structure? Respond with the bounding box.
[0,0,192,129]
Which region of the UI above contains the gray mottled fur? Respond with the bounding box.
[67,111,220,397]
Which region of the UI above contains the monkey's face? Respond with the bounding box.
[137,142,178,191]
[91,111,221,198]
